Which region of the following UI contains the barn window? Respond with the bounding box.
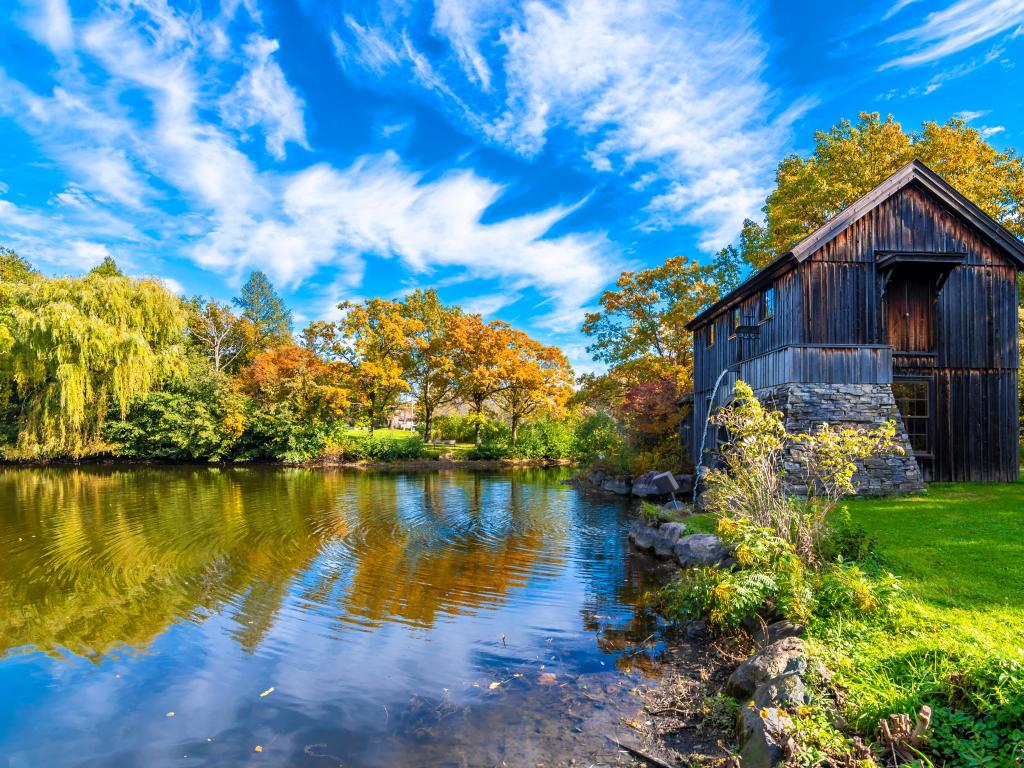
[706,325,716,348]
[761,288,775,320]
[892,380,931,456]
[730,307,742,336]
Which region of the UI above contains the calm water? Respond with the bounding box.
[0,467,670,767]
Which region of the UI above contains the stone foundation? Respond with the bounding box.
[756,383,924,496]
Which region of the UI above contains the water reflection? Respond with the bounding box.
[0,467,665,767]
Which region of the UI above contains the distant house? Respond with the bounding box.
[685,161,1022,490]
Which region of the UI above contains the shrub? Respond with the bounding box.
[571,412,635,472]
[704,381,900,565]
[360,435,423,461]
[104,357,244,461]
[514,417,574,459]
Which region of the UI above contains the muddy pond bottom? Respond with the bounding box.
[0,466,687,767]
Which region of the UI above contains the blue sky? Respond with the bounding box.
[1,0,1022,373]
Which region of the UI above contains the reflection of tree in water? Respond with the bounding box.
[0,467,571,660]
[302,470,570,628]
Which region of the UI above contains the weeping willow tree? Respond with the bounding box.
[0,269,187,459]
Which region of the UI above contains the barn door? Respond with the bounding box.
[886,272,935,352]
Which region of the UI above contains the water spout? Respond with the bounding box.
[692,367,732,503]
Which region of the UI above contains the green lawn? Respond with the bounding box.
[340,428,476,459]
[845,482,1024,654]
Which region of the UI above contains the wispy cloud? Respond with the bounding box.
[883,0,1024,69]
[220,35,310,160]
[330,0,804,251]
[21,0,74,56]
[0,0,617,326]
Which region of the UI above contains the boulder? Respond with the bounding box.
[601,476,632,495]
[753,672,810,712]
[586,470,607,487]
[673,534,730,568]
[630,471,661,498]
[736,704,793,768]
[726,637,807,700]
[753,620,805,648]
[673,474,694,495]
[651,521,688,557]
[628,520,658,551]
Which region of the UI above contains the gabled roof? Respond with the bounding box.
[686,160,1024,331]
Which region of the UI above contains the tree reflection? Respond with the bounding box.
[0,468,573,659]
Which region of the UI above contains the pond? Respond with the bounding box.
[0,466,678,767]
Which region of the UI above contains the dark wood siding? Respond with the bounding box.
[689,180,1020,482]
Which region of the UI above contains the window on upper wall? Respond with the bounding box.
[730,307,742,336]
[761,287,775,321]
[706,324,716,348]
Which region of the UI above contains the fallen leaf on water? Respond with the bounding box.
[538,673,557,686]
[166,712,175,718]
[259,687,274,697]
[254,745,263,753]
[488,681,501,690]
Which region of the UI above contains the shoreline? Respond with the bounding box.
[0,456,574,471]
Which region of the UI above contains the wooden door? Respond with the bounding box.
[886,273,935,352]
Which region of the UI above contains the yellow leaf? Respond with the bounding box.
[166,712,175,717]
[488,681,501,690]
[259,687,274,697]
[254,745,263,753]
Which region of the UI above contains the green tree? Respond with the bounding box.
[400,289,460,442]
[742,112,1024,269]
[233,271,292,351]
[0,270,187,458]
[0,247,37,284]
[103,353,245,461]
[89,255,124,277]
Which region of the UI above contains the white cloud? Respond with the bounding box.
[883,0,1024,69]
[331,0,802,252]
[155,275,186,295]
[22,0,74,55]
[191,152,616,327]
[954,109,990,122]
[980,125,1006,138]
[0,0,620,326]
[220,35,309,160]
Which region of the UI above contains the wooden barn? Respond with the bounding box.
[685,160,1022,488]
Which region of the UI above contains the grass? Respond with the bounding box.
[843,482,1024,654]
[340,428,476,459]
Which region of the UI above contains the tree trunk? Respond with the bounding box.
[510,413,520,446]
[473,397,484,444]
[423,404,433,443]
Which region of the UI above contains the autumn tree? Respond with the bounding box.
[582,248,742,393]
[237,344,350,422]
[0,270,187,458]
[331,299,421,434]
[493,330,574,445]
[450,315,513,443]
[400,289,461,442]
[185,297,254,372]
[742,112,1024,269]
[234,271,292,352]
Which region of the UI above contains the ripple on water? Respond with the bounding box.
[0,466,666,768]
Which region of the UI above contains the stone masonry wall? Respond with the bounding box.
[757,383,924,496]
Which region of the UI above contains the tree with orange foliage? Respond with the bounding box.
[332,298,422,435]
[236,344,350,422]
[450,314,514,444]
[493,330,574,445]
